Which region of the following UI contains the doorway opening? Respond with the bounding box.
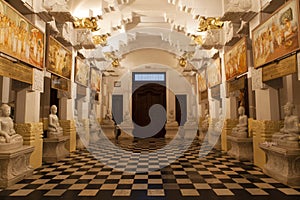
[132,72,166,138]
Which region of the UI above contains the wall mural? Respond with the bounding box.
[198,70,207,92]
[90,67,101,92]
[252,0,299,68]
[0,0,44,69]
[207,58,222,88]
[75,56,89,87]
[225,37,247,80]
[47,36,72,79]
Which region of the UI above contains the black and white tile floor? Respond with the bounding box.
[0,138,299,200]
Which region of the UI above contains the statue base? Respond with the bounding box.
[165,123,178,139]
[183,123,198,140]
[0,145,34,188]
[260,143,300,187]
[89,128,100,143]
[43,136,70,163]
[76,133,88,150]
[119,123,134,139]
[100,124,115,139]
[227,135,253,161]
[0,140,23,151]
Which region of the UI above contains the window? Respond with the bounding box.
[134,73,165,81]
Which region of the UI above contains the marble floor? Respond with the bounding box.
[0,137,299,200]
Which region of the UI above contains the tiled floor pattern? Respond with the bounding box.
[0,138,299,200]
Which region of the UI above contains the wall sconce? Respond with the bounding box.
[198,17,224,32]
[111,58,119,68]
[179,57,187,68]
[92,35,108,46]
[191,35,204,45]
[73,17,100,32]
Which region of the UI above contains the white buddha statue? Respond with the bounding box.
[166,110,178,126]
[272,102,299,146]
[0,104,23,146]
[47,105,64,138]
[231,105,248,138]
[102,109,114,125]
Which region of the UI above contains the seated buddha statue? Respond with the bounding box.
[166,110,178,126]
[47,105,64,138]
[231,105,248,138]
[272,102,299,146]
[0,104,23,146]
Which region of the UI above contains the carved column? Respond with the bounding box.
[221,119,238,151]
[59,120,76,152]
[58,96,76,152]
[252,120,281,169]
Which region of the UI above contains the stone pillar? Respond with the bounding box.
[15,88,43,169]
[222,93,239,151]
[221,119,238,151]
[58,97,76,152]
[284,74,300,115]
[253,87,281,169]
[0,76,10,103]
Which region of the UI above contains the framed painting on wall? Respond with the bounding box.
[74,56,89,87]
[207,58,222,88]
[47,36,72,79]
[225,37,248,80]
[252,0,300,68]
[90,67,101,92]
[51,74,70,92]
[198,70,207,92]
[0,0,44,69]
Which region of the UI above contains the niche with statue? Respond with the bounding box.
[260,102,300,186]
[0,103,34,188]
[43,105,69,163]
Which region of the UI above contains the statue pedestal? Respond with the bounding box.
[208,130,222,150]
[101,124,115,139]
[43,136,70,163]
[76,132,88,150]
[227,135,253,161]
[119,123,134,139]
[0,145,34,188]
[165,123,178,139]
[89,128,100,143]
[260,143,300,187]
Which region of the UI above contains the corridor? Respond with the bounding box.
[0,138,299,200]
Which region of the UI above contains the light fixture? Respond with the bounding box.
[111,58,119,68]
[179,57,187,68]
[191,35,204,45]
[198,17,224,32]
[92,35,108,46]
[73,17,100,32]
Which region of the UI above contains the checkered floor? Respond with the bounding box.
[0,137,299,200]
